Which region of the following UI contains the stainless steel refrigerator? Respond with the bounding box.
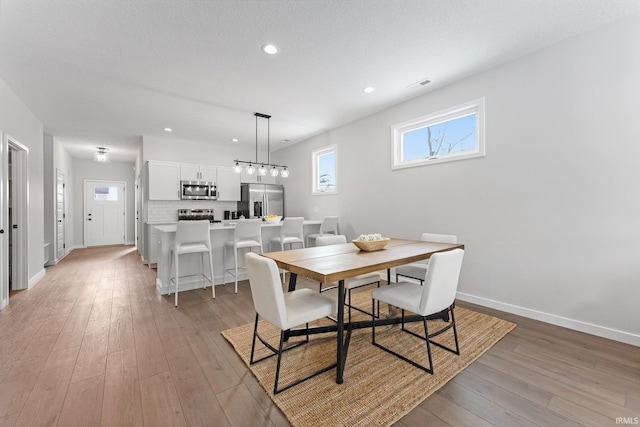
[239,183,284,219]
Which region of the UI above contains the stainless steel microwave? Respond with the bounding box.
[180,181,217,200]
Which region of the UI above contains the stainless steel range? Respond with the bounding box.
[177,209,220,223]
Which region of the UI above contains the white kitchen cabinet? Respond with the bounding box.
[216,167,241,201]
[240,172,276,184]
[145,222,175,265]
[147,161,180,200]
[181,163,217,182]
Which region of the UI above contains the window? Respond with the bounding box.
[94,186,118,201]
[312,145,337,194]
[391,98,485,169]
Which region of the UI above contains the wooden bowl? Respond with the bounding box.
[352,237,390,252]
[264,216,282,224]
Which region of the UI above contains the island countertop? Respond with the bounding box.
[154,219,321,233]
[153,219,322,295]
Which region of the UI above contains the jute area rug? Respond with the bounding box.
[222,290,516,427]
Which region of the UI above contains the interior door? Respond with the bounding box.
[56,169,65,259]
[85,180,125,246]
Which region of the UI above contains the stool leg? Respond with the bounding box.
[174,252,179,307]
[201,252,206,289]
[208,250,215,299]
[233,246,238,294]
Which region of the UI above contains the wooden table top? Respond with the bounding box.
[262,238,464,284]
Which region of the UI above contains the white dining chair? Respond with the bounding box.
[316,234,381,319]
[372,248,464,373]
[170,220,215,307]
[223,219,263,293]
[306,215,339,247]
[395,233,458,285]
[245,252,338,394]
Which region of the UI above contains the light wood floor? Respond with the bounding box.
[0,246,638,426]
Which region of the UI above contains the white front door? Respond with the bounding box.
[84,180,126,247]
[56,169,65,259]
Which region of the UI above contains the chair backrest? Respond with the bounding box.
[245,252,288,329]
[234,219,263,244]
[319,216,339,235]
[420,233,458,244]
[316,234,347,246]
[175,220,211,249]
[280,217,304,240]
[419,249,464,315]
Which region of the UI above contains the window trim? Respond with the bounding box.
[391,97,485,170]
[312,144,337,195]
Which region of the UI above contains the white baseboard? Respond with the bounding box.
[456,291,640,347]
[29,268,47,288]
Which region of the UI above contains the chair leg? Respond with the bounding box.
[422,316,434,373]
[273,330,286,395]
[250,313,260,364]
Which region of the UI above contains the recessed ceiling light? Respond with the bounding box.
[231,138,239,142]
[164,127,172,132]
[280,139,291,144]
[262,44,279,55]
[363,86,375,93]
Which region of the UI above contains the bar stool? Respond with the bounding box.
[306,215,339,247]
[270,217,305,282]
[223,219,263,293]
[170,220,215,307]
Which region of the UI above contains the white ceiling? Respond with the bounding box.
[1,1,639,162]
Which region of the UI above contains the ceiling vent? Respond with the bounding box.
[407,78,431,90]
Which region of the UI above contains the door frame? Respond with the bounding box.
[56,169,66,260]
[83,179,127,247]
[1,133,29,309]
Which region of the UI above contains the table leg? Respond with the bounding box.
[336,279,345,384]
[287,272,298,292]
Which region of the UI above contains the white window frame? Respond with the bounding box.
[391,97,485,170]
[312,144,337,195]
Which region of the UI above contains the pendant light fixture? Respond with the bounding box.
[233,113,289,178]
[93,147,110,163]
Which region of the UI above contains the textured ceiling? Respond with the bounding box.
[1,0,639,162]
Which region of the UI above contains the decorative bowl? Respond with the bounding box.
[264,216,282,224]
[352,237,390,252]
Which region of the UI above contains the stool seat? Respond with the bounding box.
[176,243,210,254]
[227,239,262,249]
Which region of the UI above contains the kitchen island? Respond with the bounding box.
[154,220,321,295]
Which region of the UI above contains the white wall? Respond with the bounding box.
[273,14,640,345]
[142,135,260,164]
[0,77,45,289]
[72,159,136,247]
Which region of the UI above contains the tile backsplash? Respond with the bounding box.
[146,200,238,223]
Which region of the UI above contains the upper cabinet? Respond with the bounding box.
[240,172,276,184]
[147,161,181,200]
[180,164,216,182]
[216,167,241,201]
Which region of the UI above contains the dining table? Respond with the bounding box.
[261,238,465,384]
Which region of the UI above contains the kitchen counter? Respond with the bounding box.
[154,220,322,295]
